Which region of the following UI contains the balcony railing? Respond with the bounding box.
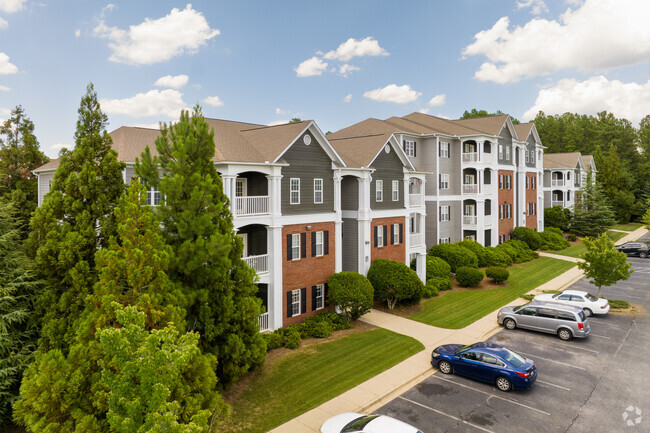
[551,179,564,187]
[462,152,479,162]
[409,193,422,207]
[463,184,479,194]
[243,254,269,274]
[236,195,269,216]
[551,200,564,207]
[463,215,477,225]
[258,312,269,332]
[409,232,423,247]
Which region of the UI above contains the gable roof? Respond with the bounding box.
[513,123,533,141]
[402,112,487,136]
[327,118,398,167]
[581,154,597,171]
[451,114,512,137]
[543,152,583,170]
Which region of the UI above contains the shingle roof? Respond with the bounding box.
[402,112,487,136]
[327,118,396,167]
[581,155,597,171]
[543,152,582,169]
[451,114,510,137]
[33,158,60,172]
[514,123,533,141]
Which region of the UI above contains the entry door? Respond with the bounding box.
[236,178,247,197]
[465,174,475,185]
[465,204,475,216]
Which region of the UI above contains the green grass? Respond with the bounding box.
[218,329,423,433]
[607,299,630,309]
[554,231,627,258]
[611,223,642,232]
[409,258,576,329]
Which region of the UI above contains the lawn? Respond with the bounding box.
[611,223,643,232]
[218,328,423,433]
[553,231,627,258]
[409,257,576,329]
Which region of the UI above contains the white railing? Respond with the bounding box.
[551,179,564,187]
[258,312,269,332]
[409,232,423,247]
[551,200,564,207]
[409,193,422,207]
[462,152,479,162]
[236,196,269,216]
[463,215,477,225]
[243,254,269,274]
[463,184,479,194]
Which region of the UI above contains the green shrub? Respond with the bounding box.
[410,256,452,280]
[545,206,572,231]
[262,331,283,351]
[422,280,439,298]
[499,239,535,263]
[545,227,563,236]
[457,240,487,267]
[315,310,353,331]
[299,316,333,338]
[426,276,452,295]
[429,243,478,272]
[511,227,543,250]
[485,266,509,283]
[367,259,424,309]
[455,267,484,287]
[567,234,577,242]
[540,229,570,250]
[278,327,301,349]
[327,271,374,321]
[484,246,513,267]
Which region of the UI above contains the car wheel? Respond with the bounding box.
[558,328,573,341]
[496,376,512,392]
[583,308,593,317]
[438,360,453,374]
[504,318,516,330]
[640,252,648,258]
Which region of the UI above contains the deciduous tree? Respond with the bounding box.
[578,233,632,298]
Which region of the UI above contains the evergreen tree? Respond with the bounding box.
[0,202,40,425]
[136,107,266,387]
[27,83,125,351]
[0,106,49,237]
[461,108,520,123]
[571,171,616,237]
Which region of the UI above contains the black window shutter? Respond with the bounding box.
[414,141,417,157]
[301,233,307,258]
[439,207,441,221]
[390,224,395,245]
[324,283,329,306]
[383,225,388,245]
[311,232,316,257]
[438,144,441,157]
[287,234,292,261]
[402,139,406,151]
[287,291,292,318]
[324,231,329,255]
[374,226,378,247]
[300,288,307,314]
[311,285,317,311]
[399,223,403,243]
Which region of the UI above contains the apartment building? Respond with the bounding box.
[543,152,597,210]
[34,118,426,332]
[329,113,545,248]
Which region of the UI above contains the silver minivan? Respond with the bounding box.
[497,301,590,341]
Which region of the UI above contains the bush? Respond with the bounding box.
[545,227,563,236]
[425,277,452,295]
[511,227,543,250]
[429,243,478,272]
[540,229,570,250]
[262,332,283,351]
[422,280,439,298]
[278,327,301,349]
[567,234,577,242]
[327,272,374,321]
[457,239,487,267]
[298,316,333,338]
[455,267,484,287]
[367,259,424,309]
[545,206,572,231]
[484,246,513,267]
[410,256,452,280]
[499,240,535,263]
[316,310,353,331]
[486,266,509,283]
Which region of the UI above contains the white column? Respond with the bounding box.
[477,199,485,245]
[333,172,343,273]
[267,225,283,331]
[358,175,372,275]
[266,174,282,219]
[416,252,426,283]
[221,174,236,217]
[403,178,410,208]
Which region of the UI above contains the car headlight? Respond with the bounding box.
[432,353,440,357]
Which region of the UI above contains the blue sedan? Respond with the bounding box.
[430,342,537,392]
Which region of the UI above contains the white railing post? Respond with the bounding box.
[258,312,269,332]
[243,254,269,274]
[236,196,270,216]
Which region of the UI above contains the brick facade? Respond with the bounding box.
[498,170,515,242]
[282,221,336,327]
[370,216,407,263]
[525,172,538,229]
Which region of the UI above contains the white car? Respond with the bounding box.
[533,290,610,316]
[321,413,423,433]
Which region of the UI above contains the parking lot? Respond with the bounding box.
[375,253,649,432]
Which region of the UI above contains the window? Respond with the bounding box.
[499,234,505,244]
[526,150,530,163]
[532,176,536,189]
[505,146,510,160]
[314,178,323,204]
[235,178,247,197]
[526,176,530,189]
[506,204,512,218]
[376,225,384,247]
[498,144,503,159]
[439,237,451,244]
[557,311,576,322]
[404,140,416,157]
[392,223,399,244]
[558,294,572,301]
[533,203,537,215]
[482,354,499,365]
[439,141,449,158]
[460,351,481,361]
[290,178,300,204]
[291,289,301,316]
[315,231,323,256]
[291,233,300,260]
[376,180,383,202]
[440,205,450,222]
[531,152,535,164]
[537,308,556,319]
[499,175,504,189]
[567,172,571,180]
[506,175,511,189]
[439,174,449,190]
[518,307,537,316]
[567,190,571,201]
[392,180,399,201]
[499,204,504,219]
[146,188,162,206]
[314,284,324,310]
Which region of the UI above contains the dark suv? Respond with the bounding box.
[615,242,649,258]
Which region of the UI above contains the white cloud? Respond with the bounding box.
[203,95,223,107]
[463,0,650,83]
[343,94,352,103]
[0,85,9,91]
[154,74,189,89]
[523,76,650,124]
[427,94,446,107]
[50,143,70,152]
[267,120,289,126]
[419,108,430,114]
[323,37,389,62]
[0,106,10,116]
[275,108,289,115]
[516,0,549,14]
[128,122,161,129]
[100,89,188,118]
[0,0,26,13]
[294,56,328,77]
[93,4,220,65]
[0,17,7,29]
[363,84,421,104]
[0,53,17,74]
[338,64,360,77]
[75,29,81,37]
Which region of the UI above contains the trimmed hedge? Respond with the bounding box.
[540,229,570,250]
[511,227,543,250]
[484,246,513,267]
[429,243,478,272]
[455,266,484,287]
[410,256,452,280]
[498,240,535,263]
[327,271,374,321]
[568,234,577,242]
[424,277,452,297]
[545,227,563,236]
[262,311,352,351]
[486,266,509,283]
[457,239,487,267]
[367,259,424,309]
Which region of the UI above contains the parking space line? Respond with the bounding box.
[551,345,600,355]
[397,396,496,433]
[430,375,551,416]
[515,352,586,370]
[536,379,571,391]
[589,334,611,339]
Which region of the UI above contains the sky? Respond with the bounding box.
[1,0,650,158]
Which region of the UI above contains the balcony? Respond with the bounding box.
[551,179,565,187]
[463,215,477,225]
[409,232,423,247]
[258,312,270,332]
[463,184,479,194]
[462,152,479,163]
[243,254,269,274]
[551,200,564,207]
[236,196,269,216]
[409,193,422,207]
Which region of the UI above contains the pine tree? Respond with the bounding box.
[136,107,266,387]
[571,171,616,237]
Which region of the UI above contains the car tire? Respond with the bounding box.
[640,252,648,258]
[438,360,453,374]
[496,376,512,392]
[504,318,516,330]
[558,328,573,341]
[583,308,593,317]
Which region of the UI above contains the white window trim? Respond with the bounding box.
[291,289,301,316]
[315,284,324,310]
[291,233,300,261]
[393,223,399,244]
[439,237,451,244]
[392,180,399,201]
[376,180,383,202]
[314,178,323,204]
[405,140,415,157]
[498,145,503,159]
[440,141,450,158]
[145,187,162,207]
[290,178,300,205]
[377,225,384,247]
[440,205,450,222]
[440,174,449,190]
[315,231,324,257]
[505,146,510,160]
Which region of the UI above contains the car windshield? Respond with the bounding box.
[513,303,530,312]
[455,344,474,354]
[502,349,527,367]
[585,293,598,302]
[342,415,380,432]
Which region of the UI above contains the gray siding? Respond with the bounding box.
[370,146,405,210]
[341,218,358,272]
[425,201,438,248]
[544,190,552,207]
[281,131,335,215]
[543,171,551,188]
[341,176,359,210]
[497,126,514,166]
[37,172,54,205]
[438,138,461,196]
[438,200,462,243]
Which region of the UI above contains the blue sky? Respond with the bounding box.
[2,0,650,157]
